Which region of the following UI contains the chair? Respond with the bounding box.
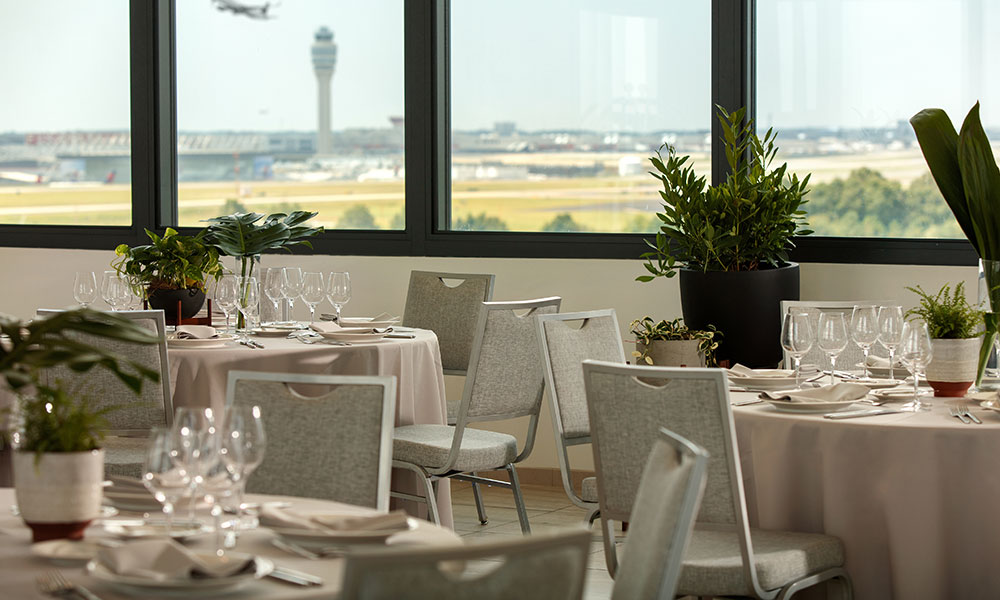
[583,360,853,599]
[340,528,591,600]
[779,300,886,371]
[36,309,171,478]
[536,309,626,523]
[226,371,396,510]
[392,297,561,533]
[611,427,709,600]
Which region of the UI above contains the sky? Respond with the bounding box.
[1,0,998,135]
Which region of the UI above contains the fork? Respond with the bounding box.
[37,569,103,600]
[960,405,983,424]
[949,407,971,424]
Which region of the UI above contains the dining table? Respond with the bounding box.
[0,488,462,599]
[730,387,1000,600]
[165,328,452,527]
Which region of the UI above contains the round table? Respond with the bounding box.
[0,489,461,599]
[732,390,1000,599]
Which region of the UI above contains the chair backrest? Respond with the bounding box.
[402,270,496,375]
[780,300,886,370]
[36,309,171,435]
[611,428,709,600]
[226,371,396,511]
[340,529,591,600]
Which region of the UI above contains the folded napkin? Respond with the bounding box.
[258,506,410,533]
[96,539,254,580]
[107,475,149,492]
[174,325,218,340]
[729,364,795,378]
[760,382,870,403]
[866,355,904,369]
[309,321,344,333]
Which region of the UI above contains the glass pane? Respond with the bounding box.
[758,0,998,238]
[176,1,404,230]
[0,2,131,225]
[449,2,710,233]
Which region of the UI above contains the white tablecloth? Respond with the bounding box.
[732,390,1000,599]
[0,489,461,599]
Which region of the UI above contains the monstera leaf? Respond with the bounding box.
[203,211,322,259]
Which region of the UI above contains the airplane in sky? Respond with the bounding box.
[211,0,278,20]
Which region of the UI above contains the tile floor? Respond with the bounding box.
[451,481,621,600]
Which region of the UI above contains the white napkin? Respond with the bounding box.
[728,364,795,378]
[760,382,870,403]
[866,355,904,369]
[258,506,410,533]
[174,325,218,340]
[309,321,344,333]
[96,539,254,580]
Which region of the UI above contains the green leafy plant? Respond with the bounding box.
[637,106,811,281]
[905,282,982,340]
[17,386,113,456]
[629,316,722,367]
[203,211,323,281]
[112,228,224,298]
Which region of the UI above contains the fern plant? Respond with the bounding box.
[904,282,982,339]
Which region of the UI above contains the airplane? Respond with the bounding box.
[211,0,278,20]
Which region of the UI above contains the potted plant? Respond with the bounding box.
[637,106,811,367]
[1,309,159,541]
[905,282,983,397]
[112,228,225,319]
[630,316,721,368]
[911,102,1000,387]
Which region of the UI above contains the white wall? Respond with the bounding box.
[3,247,977,470]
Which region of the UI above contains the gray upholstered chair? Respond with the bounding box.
[226,371,396,511]
[536,308,626,523]
[583,360,853,599]
[340,528,591,600]
[392,296,561,533]
[36,309,171,478]
[611,427,708,600]
[780,300,887,372]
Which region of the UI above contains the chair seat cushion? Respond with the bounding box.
[102,436,148,478]
[678,527,846,596]
[581,476,598,503]
[393,425,518,473]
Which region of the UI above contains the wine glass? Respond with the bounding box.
[169,407,219,521]
[142,428,191,536]
[899,320,933,411]
[73,272,98,308]
[301,272,326,323]
[878,305,904,380]
[101,271,123,310]
[326,272,351,323]
[851,304,879,380]
[262,268,285,325]
[202,459,241,556]
[780,311,813,388]
[214,275,239,334]
[221,405,267,535]
[817,312,849,385]
[281,267,303,320]
[237,276,260,340]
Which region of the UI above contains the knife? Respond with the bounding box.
[824,408,902,419]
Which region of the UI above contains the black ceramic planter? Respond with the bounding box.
[147,287,206,319]
[679,263,800,368]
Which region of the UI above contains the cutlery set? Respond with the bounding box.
[950,406,983,425]
[239,339,264,349]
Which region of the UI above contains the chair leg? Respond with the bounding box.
[422,475,441,525]
[471,473,489,525]
[506,464,531,534]
[586,507,600,525]
[601,516,618,578]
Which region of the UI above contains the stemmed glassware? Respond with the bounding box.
[301,272,326,323]
[851,304,879,380]
[221,405,267,536]
[73,272,98,308]
[237,276,260,340]
[899,320,933,411]
[100,271,118,309]
[214,275,239,334]
[263,268,285,325]
[817,312,849,385]
[780,311,813,389]
[326,271,351,323]
[878,305,904,380]
[169,407,219,522]
[142,428,192,537]
[281,267,303,321]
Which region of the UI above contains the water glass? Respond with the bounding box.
[282,267,303,318]
[169,407,219,521]
[878,305,904,380]
[851,304,879,379]
[262,267,285,324]
[221,405,267,535]
[301,272,326,323]
[817,312,849,385]
[100,271,118,309]
[326,271,351,323]
[237,276,260,340]
[142,428,191,536]
[73,272,98,308]
[780,311,813,388]
[899,320,933,411]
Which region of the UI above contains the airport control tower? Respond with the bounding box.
[311,26,337,155]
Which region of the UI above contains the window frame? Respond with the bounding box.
[0,0,976,267]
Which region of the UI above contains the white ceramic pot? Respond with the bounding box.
[925,337,981,397]
[636,339,706,368]
[13,449,104,541]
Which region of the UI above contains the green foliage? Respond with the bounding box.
[222,198,249,215]
[18,385,111,455]
[337,205,379,229]
[623,214,660,233]
[542,213,587,232]
[629,316,722,367]
[638,106,811,281]
[112,228,224,297]
[203,210,323,279]
[454,212,509,231]
[905,282,982,339]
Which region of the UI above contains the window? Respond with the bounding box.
[448,1,710,234]
[0,1,131,226]
[175,0,405,230]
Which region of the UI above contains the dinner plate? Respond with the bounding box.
[270,517,417,550]
[102,520,208,542]
[316,331,386,343]
[338,317,399,329]
[104,490,198,513]
[764,398,860,414]
[728,376,800,391]
[856,365,906,379]
[853,378,903,390]
[32,539,120,566]
[261,322,305,330]
[166,334,235,349]
[11,504,118,518]
[251,328,290,337]
[87,553,273,597]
